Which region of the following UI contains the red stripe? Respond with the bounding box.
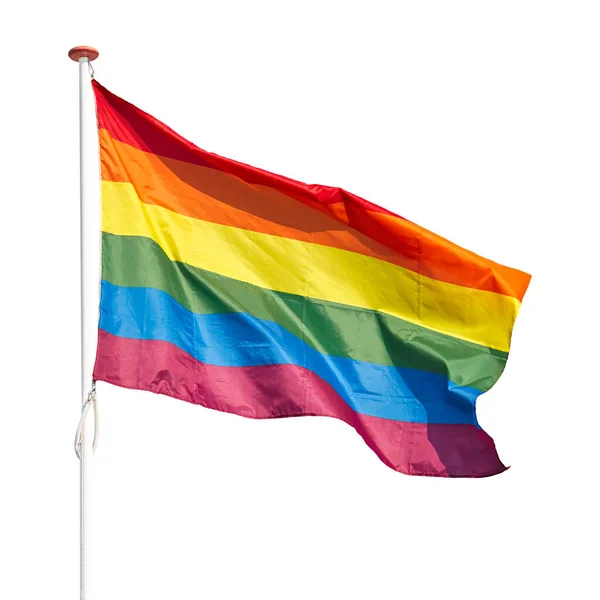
[92,80,530,301]
[94,330,507,478]
[93,81,390,214]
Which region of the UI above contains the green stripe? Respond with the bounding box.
[102,233,507,391]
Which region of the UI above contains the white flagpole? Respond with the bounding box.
[69,45,100,600]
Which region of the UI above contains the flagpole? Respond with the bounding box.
[69,45,100,600]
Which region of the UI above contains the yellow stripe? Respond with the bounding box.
[102,181,520,351]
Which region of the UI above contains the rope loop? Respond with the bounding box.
[74,381,98,459]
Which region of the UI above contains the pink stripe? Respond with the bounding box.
[94,330,507,477]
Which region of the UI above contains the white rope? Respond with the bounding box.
[75,381,98,459]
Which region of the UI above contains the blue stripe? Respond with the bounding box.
[99,281,482,425]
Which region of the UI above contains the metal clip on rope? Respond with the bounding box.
[75,381,98,459]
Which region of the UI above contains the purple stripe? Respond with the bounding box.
[94,330,507,477]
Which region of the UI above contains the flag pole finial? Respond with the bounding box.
[68,46,99,62]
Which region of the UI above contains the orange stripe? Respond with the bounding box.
[99,128,530,300]
[99,130,422,274]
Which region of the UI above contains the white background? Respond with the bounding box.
[1,2,599,599]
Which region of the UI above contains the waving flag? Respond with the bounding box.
[92,81,530,477]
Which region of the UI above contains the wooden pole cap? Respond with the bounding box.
[68,46,99,62]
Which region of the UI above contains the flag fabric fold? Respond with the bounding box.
[92,80,530,477]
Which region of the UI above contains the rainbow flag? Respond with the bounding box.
[92,81,530,477]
